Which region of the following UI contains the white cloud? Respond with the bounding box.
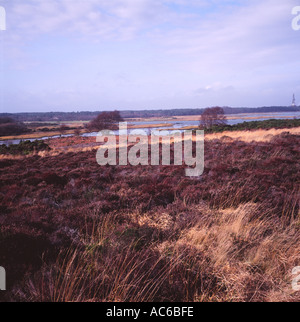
[1,0,300,111]
[4,0,175,40]
[195,83,234,95]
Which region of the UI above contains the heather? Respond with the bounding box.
[0,132,299,302]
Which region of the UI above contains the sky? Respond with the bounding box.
[0,0,300,112]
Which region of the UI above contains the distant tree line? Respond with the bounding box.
[0,117,29,136]
[1,106,299,122]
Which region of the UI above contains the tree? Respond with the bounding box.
[74,128,82,136]
[58,124,68,136]
[200,107,227,129]
[87,111,124,132]
[0,117,29,136]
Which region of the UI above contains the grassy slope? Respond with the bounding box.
[0,132,299,302]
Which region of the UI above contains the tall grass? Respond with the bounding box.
[14,196,300,302]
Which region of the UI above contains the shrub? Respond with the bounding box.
[0,140,51,155]
[86,111,124,131]
[0,117,29,136]
[205,118,300,133]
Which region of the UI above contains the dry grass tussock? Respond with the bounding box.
[169,202,300,301]
[14,199,300,302]
[205,127,300,142]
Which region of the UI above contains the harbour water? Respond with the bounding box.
[1,111,300,146]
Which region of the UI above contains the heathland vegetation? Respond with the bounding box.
[203,118,300,133]
[0,128,299,302]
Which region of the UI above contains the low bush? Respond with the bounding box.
[205,118,300,133]
[0,140,51,155]
[0,117,29,136]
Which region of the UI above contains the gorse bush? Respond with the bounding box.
[0,140,51,155]
[205,118,300,133]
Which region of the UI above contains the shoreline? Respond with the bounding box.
[1,113,299,141]
[0,123,174,141]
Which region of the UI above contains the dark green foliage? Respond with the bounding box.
[205,118,300,133]
[0,140,51,155]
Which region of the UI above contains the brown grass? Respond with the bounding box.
[205,127,300,142]
[0,130,76,141]
[128,123,173,129]
[0,127,299,159]
[14,201,299,302]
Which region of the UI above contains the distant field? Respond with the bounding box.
[127,112,300,123]
[2,106,299,122]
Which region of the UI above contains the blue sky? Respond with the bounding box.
[0,0,300,112]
